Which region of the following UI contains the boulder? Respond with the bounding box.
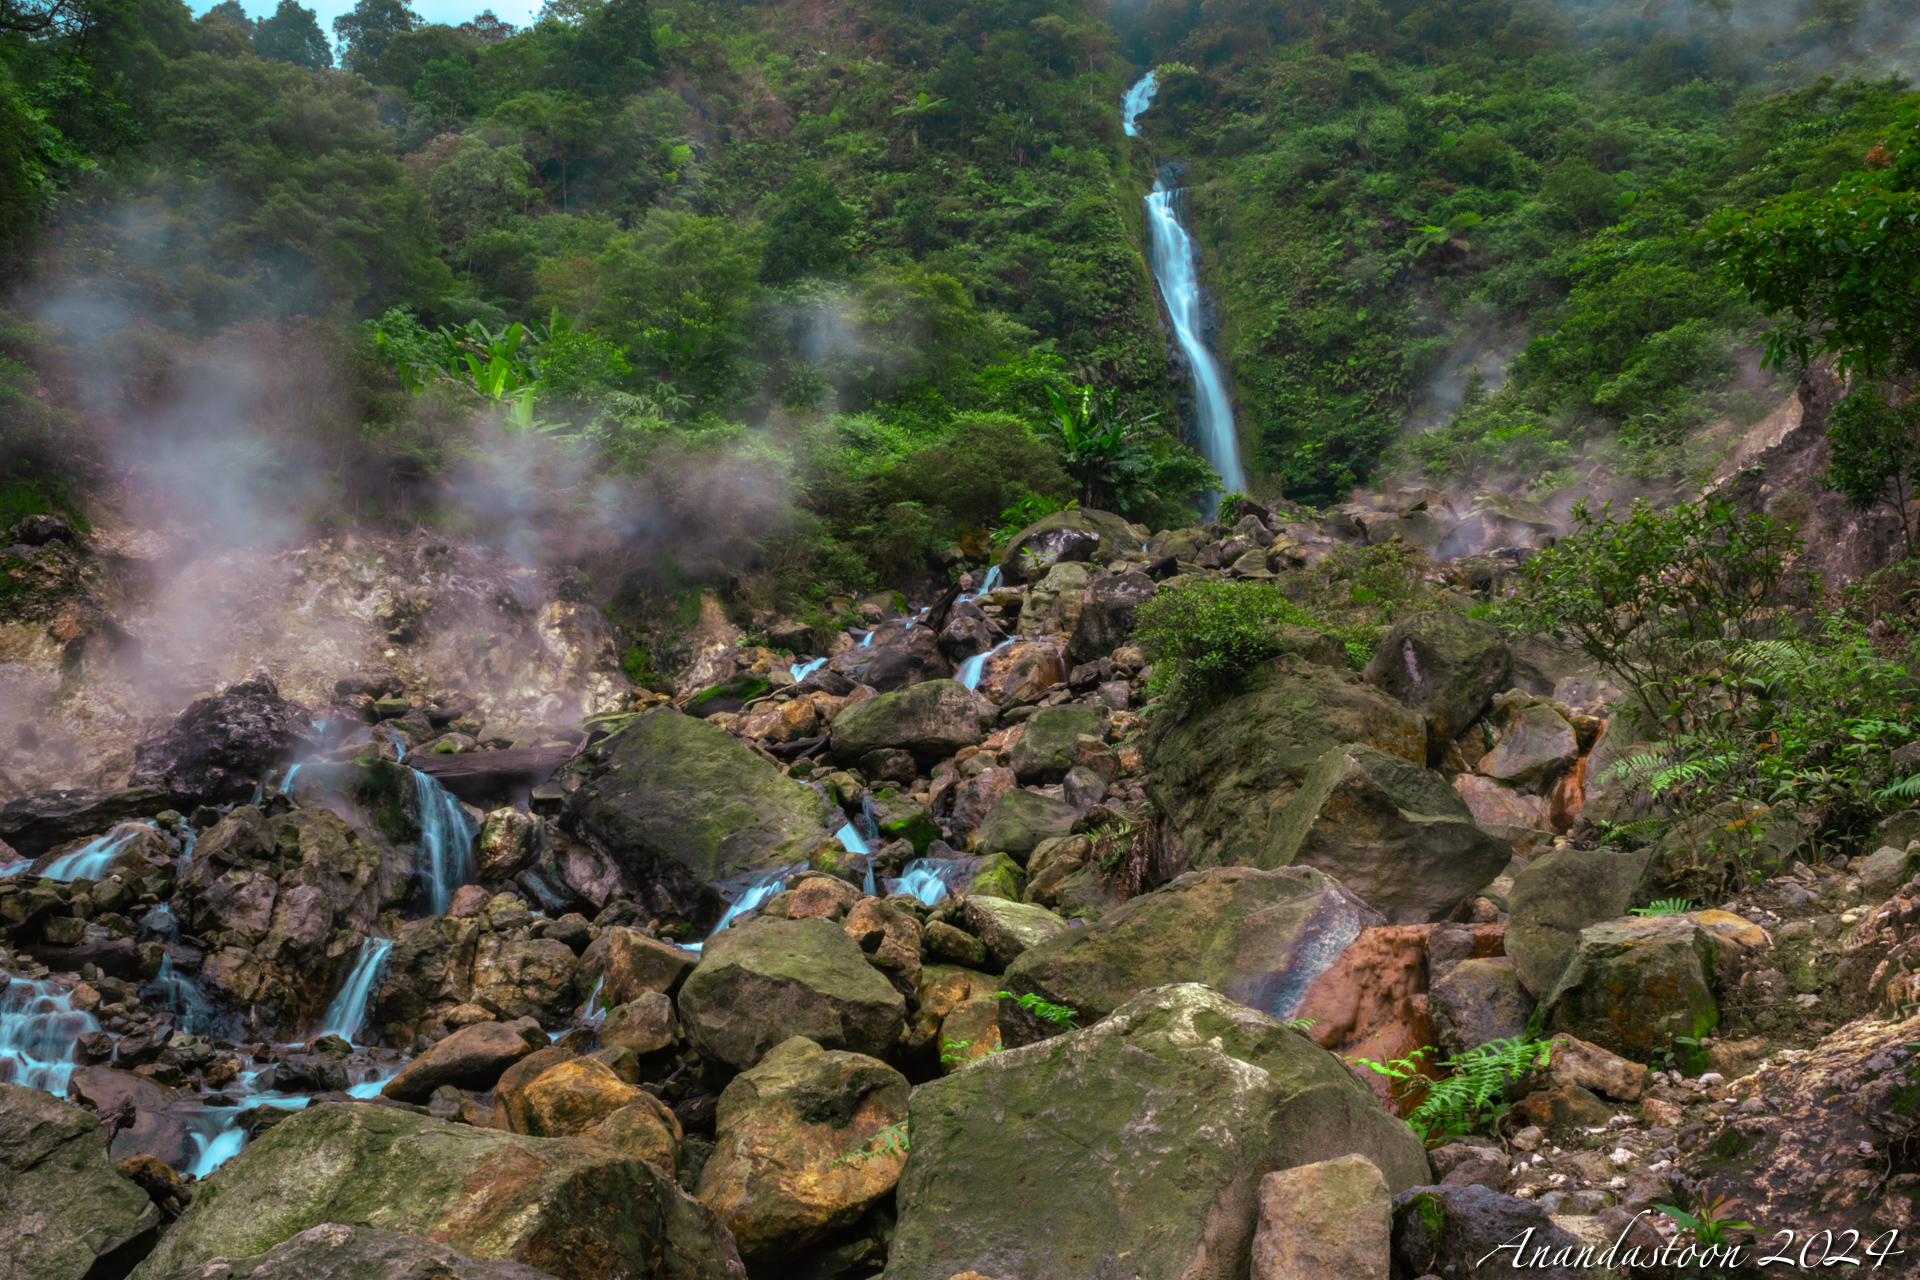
[1361,613,1512,745]
[1151,659,1426,869]
[946,767,1016,841]
[489,1046,578,1134]
[381,1019,545,1102]
[1537,914,1734,1060]
[557,708,831,925]
[1451,775,1547,831]
[969,638,1067,707]
[1252,1155,1391,1280]
[586,1096,681,1171]
[476,809,544,881]
[1008,706,1106,784]
[1390,1184,1587,1280]
[884,984,1428,1280]
[0,1082,160,1280]
[1478,700,1578,786]
[996,508,1142,583]
[373,916,481,1043]
[1067,570,1156,664]
[1428,957,1534,1056]
[1543,1034,1646,1102]
[1263,745,1513,924]
[128,1102,743,1280]
[154,1224,555,1280]
[846,627,955,693]
[842,896,923,982]
[521,1058,650,1137]
[1003,866,1384,1023]
[970,791,1077,861]
[676,918,907,1072]
[600,992,678,1057]
[963,896,1070,971]
[1504,847,1655,997]
[592,927,699,1005]
[1017,561,1093,637]
[829,680,981,767]
[130,674,318,806]
[695,1037,909,1263]
[0,786,181,860]
[469,936,581,1025]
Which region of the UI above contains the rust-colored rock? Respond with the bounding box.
[787,876,859,921]
[586,1094,682,1172]
[842,896,922,983]
[522,1058,650,1138]
[600,992,679,1057]
[595,927,699,1005]
[490,1045,577,1133]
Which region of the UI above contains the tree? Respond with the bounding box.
[761,173,856,283]
[332,0,416,76]
[255,0,332,69]
[1710,98,1920,377]
[1823,383,1920,552]
[574,0,653,97]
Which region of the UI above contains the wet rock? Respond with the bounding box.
[0,786,181,859]
[963,896,1068,971]
[1538,913,1752,1060]
[558,708,831,924]
[1265,745,1512,924]
[842,896,922,982]
[1003,866,1383,1023]
[129,1101,743,1280]
[1151,659,1426,869]
[970,790,1077,861]
[1390,1184,1586,1280]
[785,875,859,921]
[847,626,954,692]
[1361,612,1512,746]
[1067,570,1155,664]
[946,766,1016,841]
[935,601,1000,662]
[829,680,981,767]
[131,674,318,806]
[1252,1154,1391,1280]
[381,1018,546,1102]
[470,935,581,1025]
[887,984,1429,1280]
[924,920,986,968]
[969,639,1066,707]
[695,1037,909,1263]
[489,1045,578,1134]
[601,992,679,1056]
[676,917,907,1072]
[477,809,544,881]
[1428,957,1534,1055]
[373,916,481,1043]
[153,1223,556,1280]
[2,1083,160,1280]
[1008,705,1105,784]
[1504,846,1655,997]
[590,927,699,1005]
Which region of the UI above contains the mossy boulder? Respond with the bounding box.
[996,507,1144,584]
[1537,914,1733,1062]
[1505,847,1656,997]
[1264,744,1512,923]
[1361,612,1513,744]
[1151,659,1426,869]
[962,895,1069,971]
[155,1224,555,1280]
[966,852,1024,901]
[884,984,1429,1280]
[676,917,907,1072]
[1009,705,1106,784]
[287,759,419,847]
[829,680,981,767]
[128,1102,742,1280]
[970,791,1077,861]
[1002,866,1383,1023]
[684,673,771,717]
[1,1083,159,1280]
[558,708,831,924]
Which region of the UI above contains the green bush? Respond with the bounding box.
[1134,579,1356,715]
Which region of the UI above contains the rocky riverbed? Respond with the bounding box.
[4,495,1918,1279]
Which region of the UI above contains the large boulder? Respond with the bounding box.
[591,927,699,1004]
[996,508,1143,584]
[1017,561,1093,637]
[154,1224,554,1280]
[557,709,831,926]
[828,681,981,767]
[0,1082,160,1280]
[1263,745,1513,924]
[970,790,1077,860]
[372,916,480,1043]
[1008,705,1105,784]
[695,1037,909,1263]
[0,786,179,859]
[1151,658,1426,869]
[130,673,318,806]
[1428,958,1534,1056]
[128,1102,742,1280]
[1361,613,1512,746]
[1003,866,1384,1023]
[1067,570,1156,663]
[676,918,907,1072]
[1537,913,1757,1060]
[962,896,1070,971]
[882,984,1428,1280]
[844,627,953,693]
[381,1018,546,1102]
[969,639,1066,706]
[1504,847,1655,997]
[470,935,582,1025]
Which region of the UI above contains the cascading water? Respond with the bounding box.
[0,975,99,1092]
[693,865,807,951]
[35,823,147,882]
[957,637,1014,690]
[411,770,477,916]
[886,856,981,907]
[789,656,829,681]
[139,904,216,1036]
[1124,71,1247,499]
[315,937,394,1043]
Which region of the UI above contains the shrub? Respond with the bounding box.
[1135,579,1354,715]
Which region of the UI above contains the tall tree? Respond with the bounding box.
[331,0,415,76]
[255,0,331,69]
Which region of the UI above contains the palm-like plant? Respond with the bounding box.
[1042,383,1161,509]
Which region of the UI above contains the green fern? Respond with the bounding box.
[830,1121,910,1166]
[1879,774,1920,802]
[1352,1038,1550,1140]
[1631,898,1695,916]
[997,991,1078,1028]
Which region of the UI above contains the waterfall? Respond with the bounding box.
[694,865,806,949]
[790,656,828,681]
[315,937,393,1043]
[885,856,982,907]
[0,975,99,1092]
[139,905,215,1036]
[35,823,147,882]
[1121,69,1158,136]
[411,769,477,916]
[958,637,1014,690]
[833,822,870,855]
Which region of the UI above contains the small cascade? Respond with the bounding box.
[1121,69,1158,136]
[315,937,394,1043]
[411,769,478,916]
[139,905,215,1036]
[886,857,981,907]
[863,861,877,896]
[37,823,147,882]
[833,822,871,855]
[858,795,881,845]
[789,656,828,681]
[958,638,1014,690]
[857,629,876,648]
[695,865,807,949]
[0,850,27,876]
[0,974,99,1092]
[579,972,606,1024]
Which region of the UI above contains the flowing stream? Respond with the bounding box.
[413,770,478,917]
[316,937,394,1043]
[1123,70,1247,497]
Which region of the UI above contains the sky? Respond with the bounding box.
[193,0,541,49]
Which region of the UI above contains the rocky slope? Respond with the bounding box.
[2,491,1916,1280]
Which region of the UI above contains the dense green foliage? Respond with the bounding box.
[1352,1037,1550,1140]
[1822,383,1920,551]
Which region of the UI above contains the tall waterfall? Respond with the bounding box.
[1124,71,1247,497]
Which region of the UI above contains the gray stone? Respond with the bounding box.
[829,681,982,767]
[962,896,1070,971]
[970,790,1078,861]
[0,1082,160,1280]
[1252,1155,1391,1280]
[1428,958,1535,1056]
[1504,846,1655,998]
